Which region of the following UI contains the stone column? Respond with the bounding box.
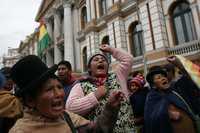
[86,0,91,22]
[90,0,96,19]
[53,10,62,64]
[96,0,100,18]
[198,0,200,12]
[53,10,61,40]
[139,4,154,51]
[149,0,168,49]
[114,0,119,3]
[107,0,113,9]
[46,51,54,67]
[44,18,53,40]
[165,16,174,47]
[73,8,81,71]
[191,3,200,39]
[63,2,75,69]
[89,32,99,54]
[115,18,127,49]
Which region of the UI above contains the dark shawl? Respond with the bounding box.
[144,89,192,133]
[130,87,149,117]
[172,75,200,115]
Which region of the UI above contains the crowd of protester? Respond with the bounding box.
[0,44,200,133]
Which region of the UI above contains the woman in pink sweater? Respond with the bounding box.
[66,44,134,133]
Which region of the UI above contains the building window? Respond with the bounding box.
[172,2,197,45]
[128,22,143,57]
[99,0,107,16]
[81,6,87,29]
[58,44,64,61]
[60,10,64,35]
[101,36,111,63]
[82,46,87,71]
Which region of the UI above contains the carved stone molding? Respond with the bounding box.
[62,0,74,8]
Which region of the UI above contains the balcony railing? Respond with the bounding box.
[168,40,200,55]
[133,55,143,65]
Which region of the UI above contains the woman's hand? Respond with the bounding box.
[99,44,112,53]
[94,85,107,100]
[167,56,185,73]
[168,104,181,121]
[107,91,125,108]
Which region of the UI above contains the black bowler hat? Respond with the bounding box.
[146,66,167,86]
[10,55,57,97]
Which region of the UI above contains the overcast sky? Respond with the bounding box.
[0,0,42,57]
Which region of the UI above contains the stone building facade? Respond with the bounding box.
[35,0,200,73]
[2,48,20,67]
[18,31,38,58]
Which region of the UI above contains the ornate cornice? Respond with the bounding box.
[35,0,55,22]
[62,0,75,8]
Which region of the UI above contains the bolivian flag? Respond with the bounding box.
[37,24,51,56]
[176,55,200,89]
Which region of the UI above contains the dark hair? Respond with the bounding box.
[58,61,72,71]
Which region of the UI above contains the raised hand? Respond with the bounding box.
[168,104,181,121]
[107,91,125,108]
[167,56,176,63]
[94,85,107,100]
[99,44,112,53]
[167,56,184,71]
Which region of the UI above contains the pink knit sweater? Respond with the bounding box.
[65,47,133,115]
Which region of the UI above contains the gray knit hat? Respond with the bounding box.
[87,53,109,68]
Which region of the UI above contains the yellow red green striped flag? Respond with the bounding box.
[176,55,200,89]
[37,24,51,56]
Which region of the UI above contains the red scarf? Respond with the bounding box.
[92,77,107,86]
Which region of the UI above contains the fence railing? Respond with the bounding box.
[168,40,200,55]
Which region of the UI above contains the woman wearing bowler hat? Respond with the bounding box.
[144,65,196,133]
[9,55,124,133]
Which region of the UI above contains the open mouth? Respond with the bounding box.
[52,101,64,111]
[162,81,168,85]
[161,80,170,89]
[97,64,105,70]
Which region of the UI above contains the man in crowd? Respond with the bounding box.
[57,61,77,102]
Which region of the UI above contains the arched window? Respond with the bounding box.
[128,22,143,57]
[101,36,109,44]
[81,6,87,29]
[101,36,111,63]
[172,2,196,45]
[99,0,107,16]
[82,47,87,71]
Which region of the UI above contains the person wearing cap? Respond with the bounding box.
[66,44,134,132]
[9,55,124,133]
[128,74,149,133]
[144,65,196,133]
